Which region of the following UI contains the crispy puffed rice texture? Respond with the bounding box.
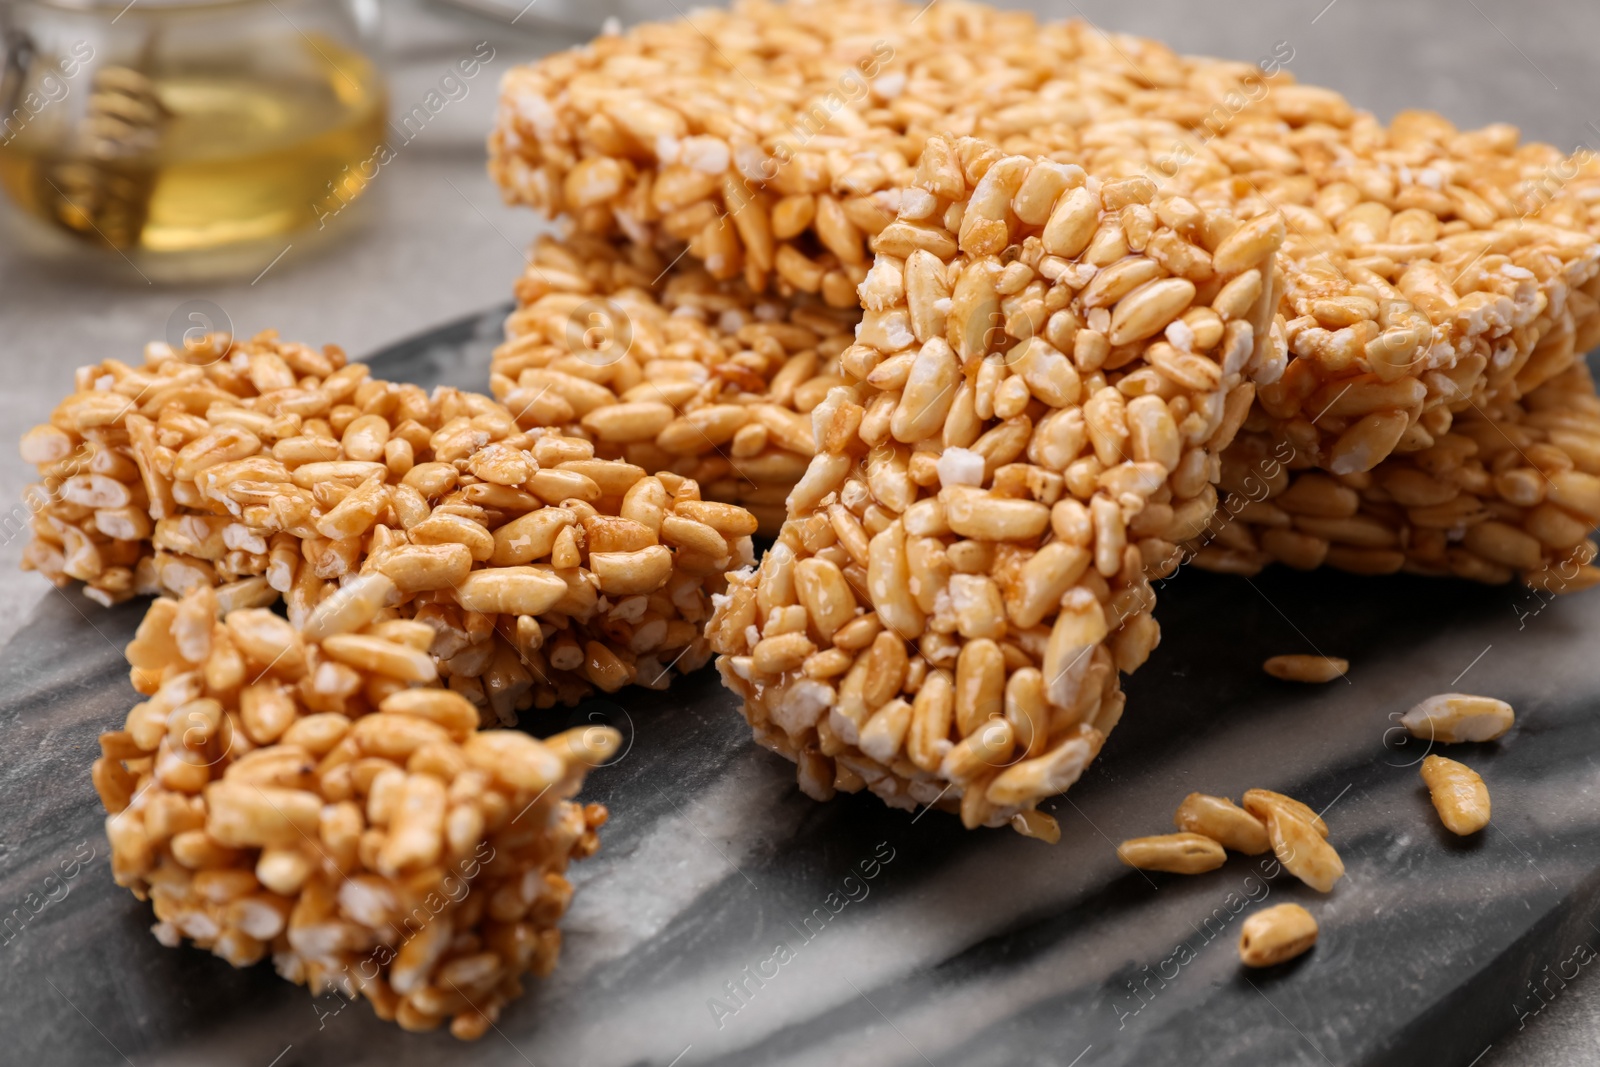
[705,136,1277,834]
[1194,357,1600,590]
[20,331,757,716]
[489,0,1600,468]
[92,587,617,1040]
[488,233,859,533]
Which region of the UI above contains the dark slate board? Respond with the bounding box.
[2,307,1597,1067]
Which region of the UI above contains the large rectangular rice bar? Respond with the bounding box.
[18,332,756,717]
[489,0,1600,472]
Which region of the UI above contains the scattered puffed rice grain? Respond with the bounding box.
[1174,793,1270,855]
[1239,904,1319,967]
[1241,788,1329,838]
[1117,832,1227,874]
[1263,808,1344,893]
[1262,654,1348,683]
[1009,809,1061,844]
[1420,755,1491,835]
[1400,694,1515,743]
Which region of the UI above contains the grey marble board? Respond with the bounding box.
[2,308,1598,1067]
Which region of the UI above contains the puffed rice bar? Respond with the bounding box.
[18,331,756,716]
[489,0,1600,468]
[706,137,1270,834]
[92,585,615,1039]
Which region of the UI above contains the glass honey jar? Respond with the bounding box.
[0,0,387,276]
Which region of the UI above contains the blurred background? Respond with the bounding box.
[0,0,1597,1058]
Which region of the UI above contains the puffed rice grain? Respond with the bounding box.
[1401,693,1515,743]
[1262,655,1349,683]
[1420,754,1492,835]
[1173,792,1270,855]
[1238,903,1319,967]
[1117,832,1228,874]
[1262,807,1345,893]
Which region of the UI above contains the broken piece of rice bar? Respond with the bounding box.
[18,331,755,715]
[707,137,1272,835]
[489,233,858,533]
[93,585,615,1039]
[492,0,1600,472]
[1194,357,1600,591]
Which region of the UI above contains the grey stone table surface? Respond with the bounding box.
[2,0,1600,1063]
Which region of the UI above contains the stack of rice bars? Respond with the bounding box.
[484,0,1600,836]
[17,0,1600,1036]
